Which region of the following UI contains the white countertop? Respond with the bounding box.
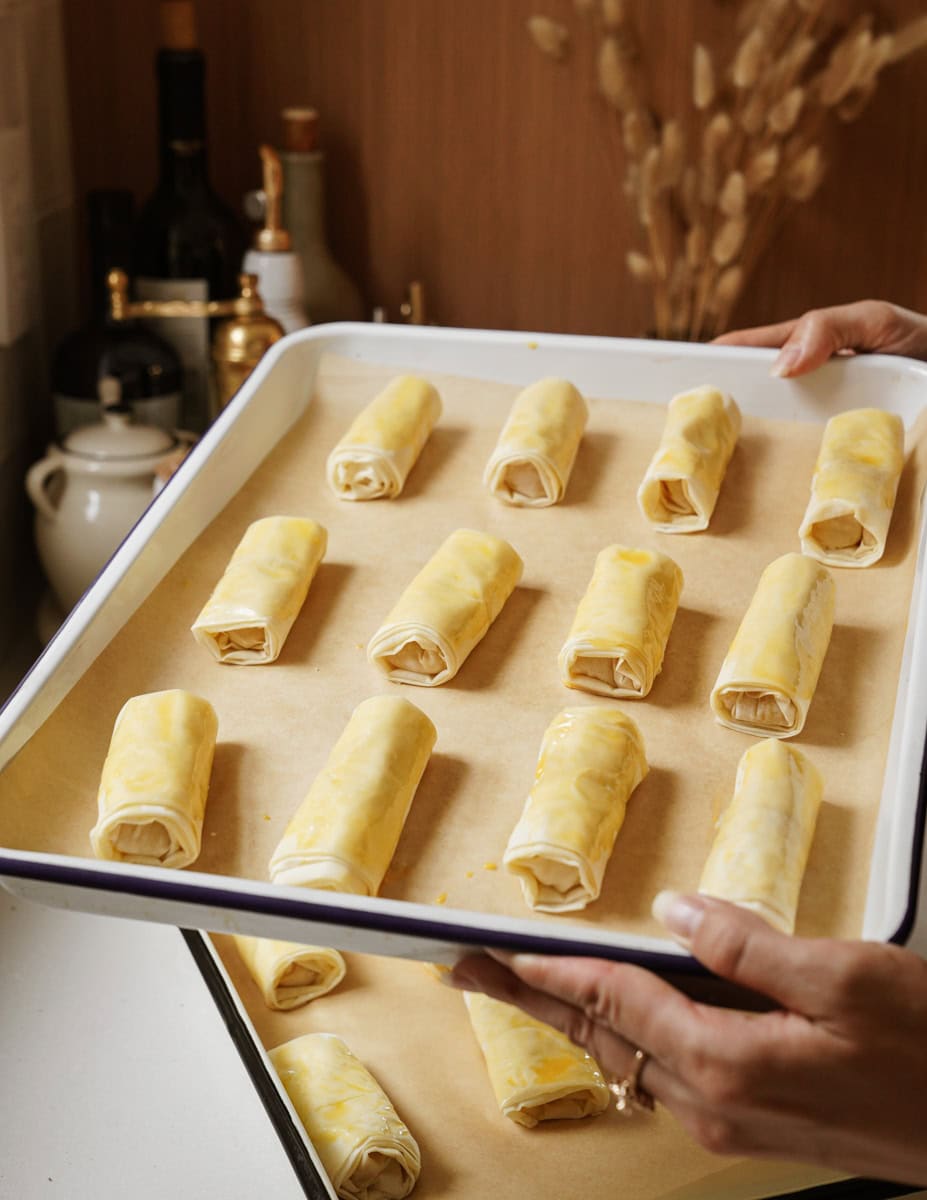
[0,889,307,1199]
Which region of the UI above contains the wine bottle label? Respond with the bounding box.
[53,392,182,439]
[136,277,212,432]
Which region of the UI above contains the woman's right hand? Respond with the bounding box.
[713,300,927,377]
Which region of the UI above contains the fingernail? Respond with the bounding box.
[487,948,541,970]
[771,344,801,377]
[652,890,706,945]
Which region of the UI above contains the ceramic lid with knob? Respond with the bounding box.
[59,376,180,463]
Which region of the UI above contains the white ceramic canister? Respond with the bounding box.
[26,405,191,613]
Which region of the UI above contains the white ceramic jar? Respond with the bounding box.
[26,409,190,613]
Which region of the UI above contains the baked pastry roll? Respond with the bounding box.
[269,695,436,894]
[637,385,741,532]
[503,707,648,912]
[558,544,683,698]
[326,374,442,501]
[233,936,346,1011]
[710,552,835,739]
[368,528,523,686]
[699,738,823,934]
[90,689,217,868]
[464,992,609,1127]
[483,377,588,507]
[798,407,905,568]
[270,1033,420,1200]
[191,516,327,664]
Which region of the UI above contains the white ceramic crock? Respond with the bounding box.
[26,409,190,613]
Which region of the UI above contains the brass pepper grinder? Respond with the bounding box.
[211,274,285,409]
[107,269,284,416]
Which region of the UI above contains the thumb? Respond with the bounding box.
[653,891,828,1014]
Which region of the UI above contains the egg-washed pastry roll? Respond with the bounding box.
[326,374,442,501]
[368,528,523,686]
[269,695,436,894]
[90,689,217,868]
[464,992,609,1128]
[798,407,904,568]
[191,516,327,665]
[559,544,683,698]
[699,738,823,934]
[711,553,835,739]
[483,377,588,507]
[637,385,741,532]
[504,707,648,913]
[233,936,346,1011]
[270,1033,421,1200]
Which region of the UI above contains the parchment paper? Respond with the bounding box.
[5,352,924,1199]
[211,935,846,1200]
[2,354,926,949]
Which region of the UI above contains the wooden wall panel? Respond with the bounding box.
[63,0,927,337]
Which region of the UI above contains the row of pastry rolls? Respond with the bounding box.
[325,374,906,569]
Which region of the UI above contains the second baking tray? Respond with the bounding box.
[1,324,926,978]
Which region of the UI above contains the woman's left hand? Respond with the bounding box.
[449,892,927,1186]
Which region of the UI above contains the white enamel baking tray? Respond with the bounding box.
[2,325,926,991]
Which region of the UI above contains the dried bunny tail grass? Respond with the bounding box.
[693,43,715,109]
[735,0,765,34]
[768,86,804,135]
[626,250,654,282]
[719,170,747,218]
[785,143,825,200]
[601,0,626,32]
[711,217,747,266]
[680,165,699,226]
[527,15,570,60]
[836,83,876,123]
[714,263,745,311]
[745,143,780,191]
[639,144,662,219]
[598,35,637,110]
[740,89,768,135]
[685,223,707,270]
[698,111,732,206]
[659,118,686,188]
[622,108,655,159]
[754,0,793,37]
[623,161,640,202]
[854,33,895,91]
[732,27,767,88]
[888,16,927,63]
[819,29,875,106]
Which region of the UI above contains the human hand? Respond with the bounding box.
[713,300,927,378]
[450,893,927,1186]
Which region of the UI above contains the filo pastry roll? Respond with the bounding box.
[559,544,683,698]
[798,407,905,568]
[326,374,441,501]
[270,1033,420,1200]
[710,553,835,739]
[233,936,346,1010]
[464,992,609,1127]
[699,738,823,934]
[504,707,648,913]
[90,689,217,868]
[637,385,741,532]
[367,528,523,686]
[483,377,588,507]
[269,695,436,894]
[191,516,327,664]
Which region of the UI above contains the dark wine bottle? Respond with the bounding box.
[52,189,182,438]
[133,0,247,432]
